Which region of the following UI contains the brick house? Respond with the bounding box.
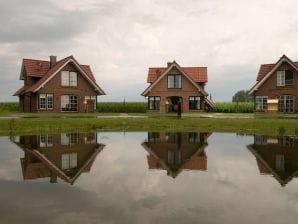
[141,132,209,178]
[13,55,105,112]
[248,54,298,113]
[141,61,214,113]
[247,135,298,186]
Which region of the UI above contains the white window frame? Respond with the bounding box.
[38,94,53,110]
[61,153,77,170]
[61,95,78,112]
[277,71,285,86]
[85,96,97,110]
[39,135,53,147]
[278,95,294,113]
[255,96,268,111]
[61,71,77,87]
[168,74,182,88]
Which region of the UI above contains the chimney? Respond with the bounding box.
[167,61,172,67]
[50,55,57,68]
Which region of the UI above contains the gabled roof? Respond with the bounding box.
[148,67,207,83]
[142,61,208,96]
[247,144,298,186]
[249,54,298,95]
[15,55,105,96]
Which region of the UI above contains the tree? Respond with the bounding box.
[232,90,253,102]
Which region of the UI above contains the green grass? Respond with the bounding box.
[1,116,298,136]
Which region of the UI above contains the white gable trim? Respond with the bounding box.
[249,57,297,95]
[34,58,105,95]
[142,62,207,96]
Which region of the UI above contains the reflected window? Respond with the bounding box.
[148,132,160,143]
[166,133,179,143]
[39,135,53,147]
[275,154,285,171]
[61,153,77,170]
[189,133,200,143]
[278,136,295,147]
[168,150,181,165]
[84,133,96,144]
[255,135,267,145]
[61,133,79,146]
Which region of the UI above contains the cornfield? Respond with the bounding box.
[97,102,147,113]
[212,102,254,113]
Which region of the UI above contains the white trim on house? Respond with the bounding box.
[248,55,298,95]
[141,62,208,96]
[33,58,105,95]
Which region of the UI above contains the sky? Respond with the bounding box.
[1,0,298,102]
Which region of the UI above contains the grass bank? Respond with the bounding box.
[1,116,297,136]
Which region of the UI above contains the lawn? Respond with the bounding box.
[0,115,297,136]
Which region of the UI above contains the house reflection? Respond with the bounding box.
[247,135,298,186]
[141,132,210,178]
[11,133,105,185]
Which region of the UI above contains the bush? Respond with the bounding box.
[212,102,254,113]
[97,102,147,113]
[0,102,19,112]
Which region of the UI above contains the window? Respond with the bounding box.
[85,96,97,110]
[275,154,285,171]
[278,136,295,147]
[278,95,294,113]
[189,96,201,110]
[255,96,268,111]
[61,153,77,170]
[277,70,294,86]
[84,133,97,144]
[39,135,53,147]
[61,71,77,87]
[189,132,200,143]
[168,150,181,165]
[148,132,160,143]
[61,95,78,112]
[39,94,53,110]
[61,133,79,145]
[254,135,267,145]
[148,96,160,110]
[168,74,181,88]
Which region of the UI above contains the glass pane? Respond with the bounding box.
[61,71,69,86]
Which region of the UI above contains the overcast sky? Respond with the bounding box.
[1,0,298,102]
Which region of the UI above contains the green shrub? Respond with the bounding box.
[97,102,147,113]
[212,102,254,113]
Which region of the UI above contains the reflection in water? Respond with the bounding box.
[142,132,210,178]
[11,133,105,184]
[248,135,298,186]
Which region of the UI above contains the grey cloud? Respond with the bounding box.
[0,0,95,43]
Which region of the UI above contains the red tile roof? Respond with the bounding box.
[256,61,298,81]
[148,67,208,83]
[15,56,103,95]
[256,64,275,81]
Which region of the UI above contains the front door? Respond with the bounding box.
[167,96,182,112]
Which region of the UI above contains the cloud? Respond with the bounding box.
[1,0,298,102]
